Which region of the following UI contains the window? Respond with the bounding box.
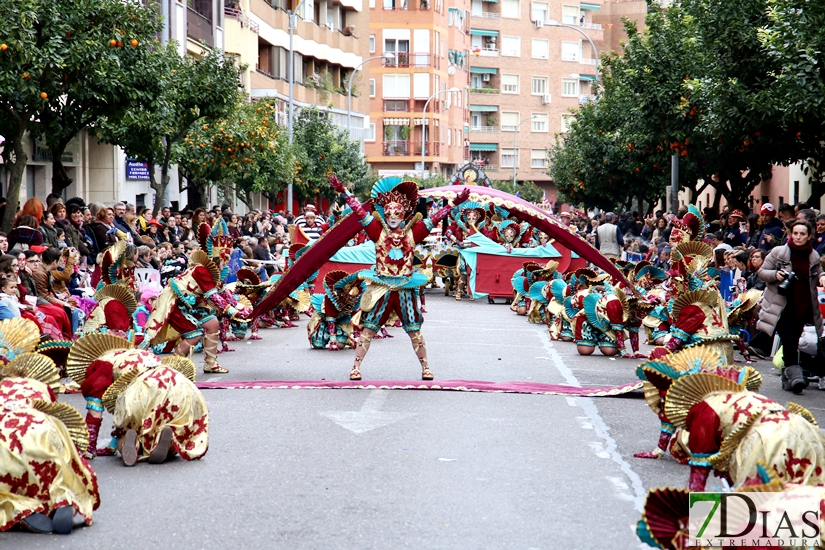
[501,74,519,94]
[501,36,520,57]
[562,5,579,25]
[369,78,376,97]
[382,74,411,98]
[471,113,482,129]
[531,39,549,59]
[366,123,376,141]
[531,149,547,168]
[501,111,519,131]
[370,35,376,52]
[561,113,574,132]
[384,38,410,66]
[561,41,579,61]
[370,0,375,6]
[531,113,548,132]
[531,76,547,95]
[501,148,517,167]
[447,127,452,145]
[531,2,548,22]
[502,0,519,18]
[561,78,579,97]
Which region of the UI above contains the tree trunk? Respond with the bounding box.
[50,145,73,196]
[152,138,175,217]
[2,128,27,233]
[187,181,205,210]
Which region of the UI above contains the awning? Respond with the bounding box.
[578,74,598,81]
[470,29,499,37]
[470,67,498,74]
[448,7,463,12]
[482,0,497,3]
[470,143,498,151]
[580,3,601,10]
[383,117,410,126]
[469,105,498,112]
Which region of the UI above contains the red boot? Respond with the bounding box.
[84,413,102,460]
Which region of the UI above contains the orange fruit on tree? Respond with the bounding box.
[0,44,7,51]
[40,92,48,99]
[110,39,118,46]
[131,39,138,47]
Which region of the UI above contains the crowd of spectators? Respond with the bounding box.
[0,194,331,340]
[554,202,819,294]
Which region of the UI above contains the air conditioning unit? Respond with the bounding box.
[482,73,491,81]
[485,35,496,43]
[541,94,551,104]
[534,20,544,28]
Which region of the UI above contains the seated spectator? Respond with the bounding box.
[8,215,44,250]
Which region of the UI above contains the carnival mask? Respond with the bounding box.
[503,226,517,241]
[385,202,405,229]
[467,211,480,224]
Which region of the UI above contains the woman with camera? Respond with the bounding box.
[757,220,825,393]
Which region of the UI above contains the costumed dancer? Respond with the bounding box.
[142,241,251,374]
[329,174,470,380]
[307,270,364,350]
[0,318,99,534]
[582,285,630,357]
[445,201,486,300]
[82,284,138,342]
[633,346,761,461]
[68,333,207,465]
[665,369,825,491]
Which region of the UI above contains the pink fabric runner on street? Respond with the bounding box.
[196,379,643,397]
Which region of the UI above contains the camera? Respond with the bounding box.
[777,270,797,296]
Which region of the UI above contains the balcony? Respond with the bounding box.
[383,140,410,156]
[476,46,499,57]
[471,11,500,19]
[580,58,598,66]
[224,5,260,33]
[581,22,603,30]
[383,99,410,112]
[470,126,499,133]
[579,94,596,104]
[382,0,431,10]
[383,53,440,69]
[187,7,214,47]
[469,87,500,94]
[413,141,441,156]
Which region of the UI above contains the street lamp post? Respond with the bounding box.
[420,87,460,179]
[545,20,600,83]
[512,115,539,192]
[286,0,308,215]
[347,53,395,140]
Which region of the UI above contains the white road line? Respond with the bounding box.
[537,327,646,512]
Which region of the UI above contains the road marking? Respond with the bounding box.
[537,328,646,512]
[320,389,417,434]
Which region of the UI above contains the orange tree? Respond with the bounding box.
[97,45,244,216]
[0,0,161,231]
[176,100,296,208]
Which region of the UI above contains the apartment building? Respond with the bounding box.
[364,0,472,179]
[467,0,602,201]
[227,0,370,145]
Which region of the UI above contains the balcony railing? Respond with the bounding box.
[470,126,499,133]
[187,7,214,47]
[477,47,499,57]
[469,87,500,94]
[471,11,500,19]
[581,22,603,30]
[413,141,441,156]
[383,140,410,156]
[580,58,597,66]
[383,53,440,69]
[579,94,596,104]
[383,99,410,112]
[224,6,260,33]
[382,0,431,10]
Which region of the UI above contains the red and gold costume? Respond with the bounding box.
[330,174,470,381]
[68,333,208,465]
[665,371,825,491]
[0,319,99,533]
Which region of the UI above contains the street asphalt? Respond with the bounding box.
[2,290,822,549]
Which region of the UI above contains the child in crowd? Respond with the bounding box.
[0,275,21,318]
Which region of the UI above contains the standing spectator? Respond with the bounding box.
[756,220,825,393]
[594,212,623,260]
[8,215,44,251]
[814,214,825,255]
[778,203,796,226]
[227,214,242,239]
[163,217,181,243]
[745,249,766,291]
[757,203,785,251]
[745,213,761,248]
[297,210,328,242]
[157,206,172,224]
[723,209,746,247]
